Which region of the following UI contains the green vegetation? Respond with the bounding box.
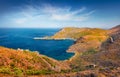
[13,67,23,76]
[0,47,61,76]
[82,48,98,56]
[0,66,56,76]
[0,67,11,74]
[52,27,108,40]
[0,67,23,76]
[26,69,55,75]
[70,65,86,72]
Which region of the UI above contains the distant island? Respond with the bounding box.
[0,25,120,77]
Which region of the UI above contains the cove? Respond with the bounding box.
[0,28,74,60]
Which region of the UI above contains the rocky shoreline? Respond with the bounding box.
[33,36,76,41]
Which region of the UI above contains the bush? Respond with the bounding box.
[0,67,11,74]
[13,67,23,76]
[10,62,15,67]
[26,70,41,75]
[60,70,70,73]
[26,70,55,75]
[82,48,97,56]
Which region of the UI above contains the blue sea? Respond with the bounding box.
[0,28,74,60]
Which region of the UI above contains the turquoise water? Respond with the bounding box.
[0,28,74,60]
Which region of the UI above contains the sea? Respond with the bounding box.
[0,28,74,60]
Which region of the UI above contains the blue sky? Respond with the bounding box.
[0,0,120,28]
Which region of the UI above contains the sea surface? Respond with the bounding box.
[0,28,74,60]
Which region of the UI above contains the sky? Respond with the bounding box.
[0,0,120,28]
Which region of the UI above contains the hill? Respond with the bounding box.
[92,25,120,68]
[52,27,108,40]
[109,25,120,35]
[0,47,70,76]
[78,25,120,77]
[51,26,120,77]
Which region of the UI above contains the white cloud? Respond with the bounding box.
[70,7,86,15]
[14,18,27,24]
[41,4,71,14]
[39,4,94,21]
[10,4,95,27]
[50,7,94,21]
[74,16,89,21]
[51,14,70,20]
[83,10,95,16]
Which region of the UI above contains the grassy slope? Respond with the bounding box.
[69,26,120,77]
[51,26,120,77]
[0,46,70,76]
[52,27,108,39]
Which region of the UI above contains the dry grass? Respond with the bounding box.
[0,46,70,76]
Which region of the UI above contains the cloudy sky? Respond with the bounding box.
[0,0,120,28]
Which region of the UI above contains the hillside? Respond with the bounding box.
[92,25,120,67]
[76,25,120,77]
[52,27,108,40]
[89,25,120,65]
[109,25,120,35]
[51,26,120,77]
[53,27,108,53]
[0,47,70,76]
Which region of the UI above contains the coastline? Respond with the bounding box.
[33,37,76,41]
[33,36,77,61]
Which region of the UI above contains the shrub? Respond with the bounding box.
[13,67,23,76]
[26,70,40,75]
[0,67,11,74]
[10,62,15,67]
[60,69,70,73]
[82,48,97,56]
[71,66,85,72]
[26,69,55,75]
